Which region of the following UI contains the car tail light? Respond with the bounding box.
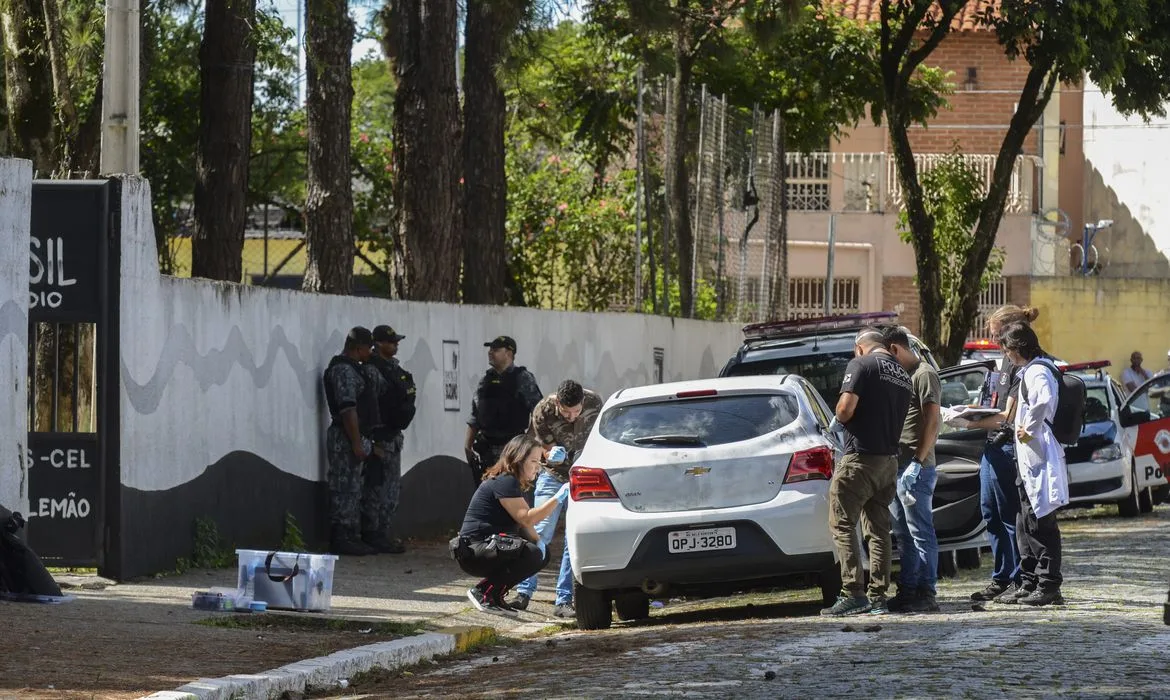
[676,389,717,398]
[569,466,619,501]
[784,446,834,484]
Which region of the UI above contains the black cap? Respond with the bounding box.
[485,335,517,353]
[347,326,374,346]
[373,325,406,343]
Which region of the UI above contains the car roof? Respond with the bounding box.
[611,375,797,403]
[737,332,856,362]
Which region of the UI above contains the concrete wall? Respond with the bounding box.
[0,159,32,514]
[114,178,745,577]
[1031,276,1170,380]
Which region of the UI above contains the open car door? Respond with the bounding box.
[1119,372,1170,492]
[933,361,996,548]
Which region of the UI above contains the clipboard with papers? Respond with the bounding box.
[940,405,1001,426]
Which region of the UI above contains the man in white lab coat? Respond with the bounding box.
[998,322,1069,607]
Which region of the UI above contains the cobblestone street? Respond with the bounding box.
[334,505,1170,699]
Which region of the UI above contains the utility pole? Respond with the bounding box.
[100,0,141,174]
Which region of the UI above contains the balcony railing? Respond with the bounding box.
[782,152,1040,214]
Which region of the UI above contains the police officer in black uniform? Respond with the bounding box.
[463,336,542,486]
[364,325,416,553]
[323,326,383,556]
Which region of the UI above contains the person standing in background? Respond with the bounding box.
[464,336,542,486]
[363,325,415,554]
[1122,351,1153,395]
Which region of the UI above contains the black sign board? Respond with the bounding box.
[30,181,109,322]
[25,432,101,566]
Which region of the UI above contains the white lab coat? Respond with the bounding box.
[1014,362,1070,518]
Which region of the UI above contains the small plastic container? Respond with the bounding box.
[236,549,338,612]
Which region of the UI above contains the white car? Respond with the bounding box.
[565,375,842,630]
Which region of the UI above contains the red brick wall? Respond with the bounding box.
[907,34,1040,157]
[883,276,922,335]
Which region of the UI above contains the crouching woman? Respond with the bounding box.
[1000,322,1070,606]
[451,434,569,612]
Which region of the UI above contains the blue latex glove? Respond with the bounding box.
[899,460,923,493]
[555,482,571,505]
[547,446,568,464]
[827,417,845,434]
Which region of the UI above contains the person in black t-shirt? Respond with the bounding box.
[821,326,912,617]
[452,434,568,613]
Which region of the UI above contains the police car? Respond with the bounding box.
[961,339,1004,366]
[1116,367,1170,512]
[719,312,987,573]
[1059,361,1168,515]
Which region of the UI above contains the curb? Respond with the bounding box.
[140,626,496,700]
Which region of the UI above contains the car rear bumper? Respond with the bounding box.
[1067,457,1129,503]
[568,482,834,589]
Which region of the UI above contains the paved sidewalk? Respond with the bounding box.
[1,540,563,699]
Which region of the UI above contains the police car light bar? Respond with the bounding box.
[964,339,1001,351]
[742,311,898,341]
[1062,360,1112,373]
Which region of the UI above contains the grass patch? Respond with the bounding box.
[45,567,98,575]
[195,614,426,637]
[527,622,576,637]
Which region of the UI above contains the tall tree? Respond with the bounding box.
[303,0,356,293]
[462,0,529,305]
[879,0,1170,365]
[192,0,257,282]
[382,0,462,301]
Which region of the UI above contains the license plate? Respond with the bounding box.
[667,527,736,554]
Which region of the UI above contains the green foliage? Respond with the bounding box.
[506,143,638,311]
[896,148,1004,313]
[280,511,307,553]
[179,516,235,571]
[641,269,719,320]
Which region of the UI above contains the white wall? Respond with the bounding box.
[117,178,745,493]
[1083,82,1170,259]
[0,159,32,513]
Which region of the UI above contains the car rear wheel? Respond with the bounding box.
[1118,464,1141,518]
[819,567,843,606]
[1153,485,1170,506]
[956,548,982,570]
[574,582,612,630]
[614,591,651,621]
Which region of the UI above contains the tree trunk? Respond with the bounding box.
[938,66,1057,366]
[768,110,789,321]
[462,0,523,305]
[0,0,57,175]
[303,0,355,293]
[384,0,462,302]
[192,0,256,283]
[666,37,694,317]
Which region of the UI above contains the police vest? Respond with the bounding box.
[476,366,531,443]
[370,355,417,432]
[323,355,381,435]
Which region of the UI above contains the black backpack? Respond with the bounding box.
[1022,359,1086,445]
[380,364,417,432]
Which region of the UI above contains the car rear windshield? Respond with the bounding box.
[723,353,853,406]
[599,393,800,447]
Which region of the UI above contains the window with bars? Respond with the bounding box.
[788,277,861,319]
[785,154,831,211]
[968,278,1008,340]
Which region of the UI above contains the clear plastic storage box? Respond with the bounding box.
[235,549,338,612]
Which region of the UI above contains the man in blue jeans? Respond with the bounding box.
[881,326,942,613]
[508,380,603,618]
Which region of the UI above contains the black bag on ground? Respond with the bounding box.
[0,505,64,598]
[1023,359,1086,445]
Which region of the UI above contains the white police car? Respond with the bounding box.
[1117,368,1170,512]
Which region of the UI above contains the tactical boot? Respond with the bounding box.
[331,526,376,556]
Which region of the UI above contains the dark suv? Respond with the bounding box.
[719,312,940,407]
[718,312,987,575]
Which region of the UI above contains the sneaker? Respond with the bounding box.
[970,581,1009,601]
[905,593,940,613]
[820,595,871,617]
[993,583,1032,605]
[466,586,496,613]
[867,595,889,615]
[552,603,575,618]
[1018,588,1064,607]
[506,593,531,611]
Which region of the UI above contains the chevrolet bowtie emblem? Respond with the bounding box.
[684,466,711,476]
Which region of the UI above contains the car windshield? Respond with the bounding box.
[1083,386,1111,424]
[723,353,853,406]
[599,394,801,447]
